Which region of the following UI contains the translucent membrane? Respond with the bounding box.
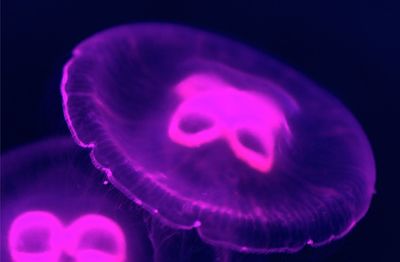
[1,137,152,261]
[61,24,376,253]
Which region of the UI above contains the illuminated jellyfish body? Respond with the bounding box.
[1,137,153,261]
[61,24,376,253]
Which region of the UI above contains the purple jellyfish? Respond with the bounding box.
[1,137,153,261]
[61,24,376,253]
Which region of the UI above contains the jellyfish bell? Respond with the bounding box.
[61,23,376,253]
[1,137,153,261]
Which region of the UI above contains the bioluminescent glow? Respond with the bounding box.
[61,23,376,253]
[1,137,152,261]
[169,73,289,173]
[8,211,64,262]
[63,214,126,262]
[9,211,126,262]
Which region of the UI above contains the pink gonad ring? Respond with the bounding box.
[169,73,290,173]
[8,211,64,262]
[9,212,126,262]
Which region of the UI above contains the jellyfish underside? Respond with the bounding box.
[62,24,376,253]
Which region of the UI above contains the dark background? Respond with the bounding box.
[2,0,399,261]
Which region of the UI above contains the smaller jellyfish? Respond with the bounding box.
[1,137,153,262]
[61,23,376,254]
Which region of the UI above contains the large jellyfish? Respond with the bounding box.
[1,137,153,261]
[61,23,376,253]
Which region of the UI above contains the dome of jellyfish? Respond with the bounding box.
[1,137,153,261]
[61,23,376,253]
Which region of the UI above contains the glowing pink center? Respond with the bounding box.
[8,211,126,262]
[168,74,288,173]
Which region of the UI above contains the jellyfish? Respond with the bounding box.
[61,23,376,254]
[1,137,153,262]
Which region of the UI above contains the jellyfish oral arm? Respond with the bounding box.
[168,74,288,173]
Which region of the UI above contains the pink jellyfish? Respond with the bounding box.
[61,23,376,253]
[1,137,153,261]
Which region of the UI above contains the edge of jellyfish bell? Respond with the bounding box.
[60,24,375,254]
[196,216,362,254]
[1,136,75,167]
[61,52,204,230]
[61,58,95,150]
